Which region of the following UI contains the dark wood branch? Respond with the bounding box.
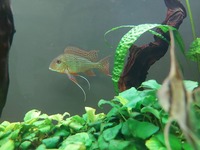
[0,0,15,116]
[118,0,186,91]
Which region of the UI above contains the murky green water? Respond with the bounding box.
[1,0,199,121]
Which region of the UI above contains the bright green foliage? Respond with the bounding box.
[0,80,198,149]
[187,38,200,62]
[105,24,184,93]
[187,38,200,71]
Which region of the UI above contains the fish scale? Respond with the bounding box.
[64,54,98,73]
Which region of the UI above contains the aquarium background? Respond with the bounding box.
[1,0,199,122]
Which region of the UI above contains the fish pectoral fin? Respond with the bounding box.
[84,70,96,76]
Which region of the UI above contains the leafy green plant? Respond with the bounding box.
[186,38,200,69]
[184,0,200,74]
[104,24,185,94]
[0,80,198,150]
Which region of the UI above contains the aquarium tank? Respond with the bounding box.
[0,0,199,149]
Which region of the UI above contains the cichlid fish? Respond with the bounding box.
[49,46,110,101]
[157,30,200,150]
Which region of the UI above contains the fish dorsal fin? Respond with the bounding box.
[168,30,183,79]
[64,46,98,62]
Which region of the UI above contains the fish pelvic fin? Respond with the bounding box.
[67,73,77,83]
[98,56,111,76]
[67,73,87,101]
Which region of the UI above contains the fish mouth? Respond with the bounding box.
[49,67,57,72]
[49,64,56,71]
[49,67,54,71]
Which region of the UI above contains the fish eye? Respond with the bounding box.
[56,60,62,64]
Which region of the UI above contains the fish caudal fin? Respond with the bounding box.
[98,56,111,76]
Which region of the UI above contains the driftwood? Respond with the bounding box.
[0,0,15,116]
[118,0,186,91]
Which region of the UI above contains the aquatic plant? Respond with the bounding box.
[104,24,185,93]
[187,38,200,70]
[184,0,200,74]
[185,0,196,40]
[0,80,199,150]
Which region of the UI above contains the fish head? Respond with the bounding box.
[49,55,67,73]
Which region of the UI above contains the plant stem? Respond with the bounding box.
[185,0,200,78]
[185,0,196,40]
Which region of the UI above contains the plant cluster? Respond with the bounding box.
[0,80,199,150]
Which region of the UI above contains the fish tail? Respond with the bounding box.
[98,56,111,76]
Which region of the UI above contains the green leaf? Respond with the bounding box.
[22,132,36,141]
[23,109,41,122]
[60,132,92,149]
[108,140,131,150]
[182,142,194,150]
[140,80,161,90]
[0,140,14,150]
[85,107,96,122]
[148,30,168,42]
[107,24,179,93]
[146,136,166,150]
[98,99,118,108]
[84,107,105,124]
[121,121,132,137]
[62,143,86,150]
[111,24,161,93]
[11,129,20,139]
[116,87,144,110]
[139,90,158,107]
[141,106,161,119]
[36,144,46,150]
[103,123,122,141]
[39,125,52,133]
[183,80,198,91]
[118,87,138,102]
[186,38,200,62]
[115,87,141,111]
[0,121,10,128]
[127,118,159,139]
[42,136,60,148]
[19,141,32,149]
[49,113,69,122]
[155,133,182,150]
[54,126,70,137]
[98,135,109,150]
